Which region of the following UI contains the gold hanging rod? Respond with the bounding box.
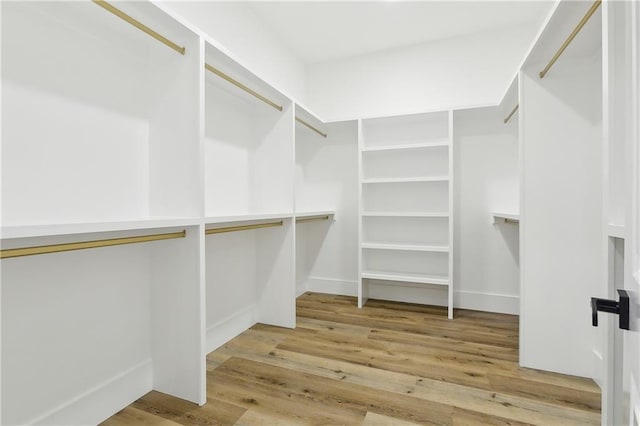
[205,221,283,235]
[93,0,185,55]
[0,230,186,259]
[503,104,519,124]
[539,0,601,78]
[504,218,519,225]
[296,215,330,223]
[205,64,283,112]
[295,117,327,138]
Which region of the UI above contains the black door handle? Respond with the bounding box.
[591,289,630,330]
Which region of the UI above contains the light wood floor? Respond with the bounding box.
[102,292,601,425]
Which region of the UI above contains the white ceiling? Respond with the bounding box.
[246,1,554,65]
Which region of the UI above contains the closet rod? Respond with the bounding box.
[93,0,185,55]
[0,230,186,259]
[296,215,330,223]
[539,0,601,78]
[504,218,519,225]
[205,64,283,112]
[503,104,519,124]
[205,221,283,235]
[295,117,327,138]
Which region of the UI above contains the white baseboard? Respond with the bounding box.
[454,290,519,315]
[304,277,358,296]
[206,304,257,354]
[303,277,519,315]
[29,359,152,426]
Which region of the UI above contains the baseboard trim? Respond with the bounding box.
[206,304,257,354]
[303,278,519,315]
[28,359,152,426]
[304,277,358,296]
[454,290,519,315]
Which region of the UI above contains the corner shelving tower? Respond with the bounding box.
[358,111,453,318]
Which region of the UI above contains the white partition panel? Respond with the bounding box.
[519,1,603,377]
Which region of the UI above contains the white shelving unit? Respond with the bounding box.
[358,112,453,318]
[1,2,205,424]
[202,38,296,352]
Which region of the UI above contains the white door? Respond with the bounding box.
[627,5,640,424]
[599,2,640,424]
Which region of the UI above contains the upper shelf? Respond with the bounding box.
[361,140,449,153]
[362,177,448,184]
[204,212,293,226]
[0,217,201,240]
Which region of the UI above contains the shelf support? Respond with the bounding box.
[0,230,186,259]
[205,221,283,235]
[539,0,601,78]
[93,0,186,55]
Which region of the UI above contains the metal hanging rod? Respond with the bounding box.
[93,0,185,55]
[205,221,283,235]
[504,218,519,225]
[295,117,328,138]
[503,104,519,124]
[0,230,186,259]
[296,215,331,224]
[539,0,601,78]
[205,64,283,112]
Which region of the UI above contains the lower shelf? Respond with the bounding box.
[361,270,449,286]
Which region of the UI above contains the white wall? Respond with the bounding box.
[453,107,520,315]
[162,1,307,105]
[307,24,540,122]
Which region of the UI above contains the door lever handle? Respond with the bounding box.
[591,289,630,330]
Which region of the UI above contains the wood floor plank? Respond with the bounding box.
[213,356,453,425]
[132,391,246,426]
[100,406,183,426]
[363,411,422,425]
[103,293,601,426]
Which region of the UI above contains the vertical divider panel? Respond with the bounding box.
[150,224,205,404]
[357,120,367,308]
[448,110,454,319]
[255,102,296,327]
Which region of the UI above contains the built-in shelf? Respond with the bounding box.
[362,176,449,184]
[362,270,449,286]
[492,212,520,224]
[608,223,625,239]
[204,212,293,226]
[362,211,449,218]
[361,242,449,252]
[0,217,202,240]
[361,140,449,153]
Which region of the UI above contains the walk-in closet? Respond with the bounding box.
[2,0,639,425]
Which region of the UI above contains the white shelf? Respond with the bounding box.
[608,223,625,238]
[362,176,449,184]
[492,212,520,223]
[362,211,449,218]
[0,217,202,240]
[204,212,293,226]
[361,242,449,252]
[362,270,449,286]
[361,140,449,152]
[295,210,335,219]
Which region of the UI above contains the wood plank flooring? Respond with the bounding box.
[102,293,601,425]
